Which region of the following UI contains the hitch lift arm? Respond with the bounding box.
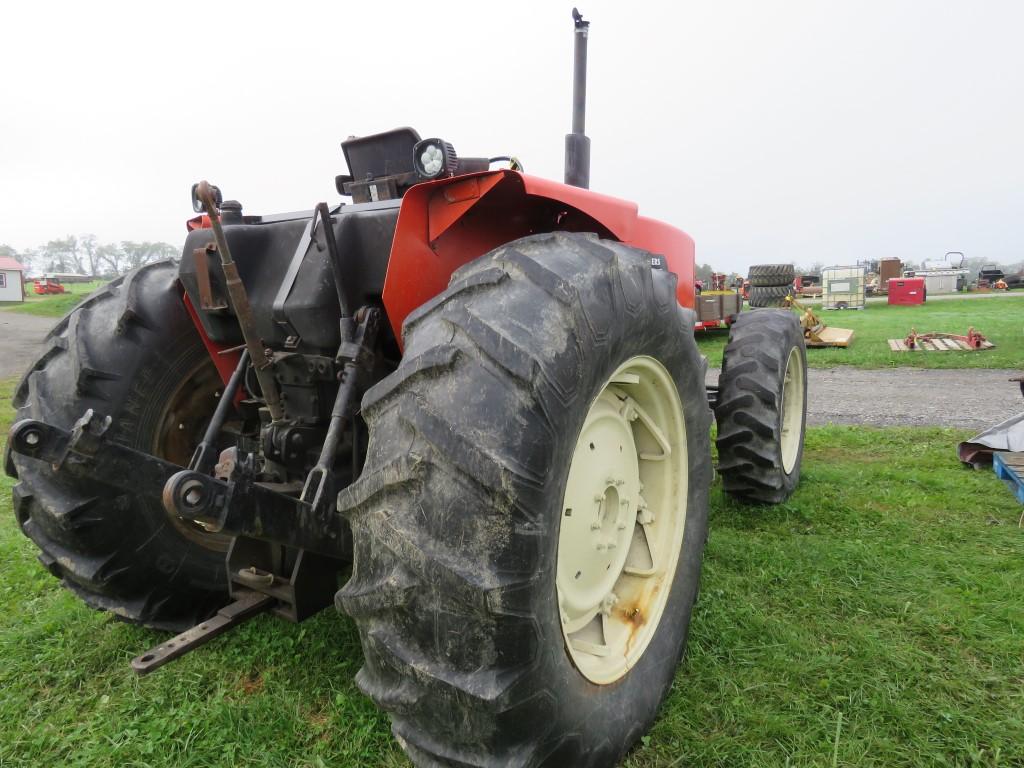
[6,304,382,674]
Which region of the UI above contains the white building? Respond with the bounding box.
[0,257,26,302]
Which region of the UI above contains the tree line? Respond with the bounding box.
[0,236,178,277]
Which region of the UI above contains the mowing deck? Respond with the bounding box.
[807,325,854,348]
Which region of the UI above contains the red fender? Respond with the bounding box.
[186,213,212,232]
[382,170,695,345]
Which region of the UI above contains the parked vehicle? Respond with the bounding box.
[32,278,65,295]
[695,271,743,330]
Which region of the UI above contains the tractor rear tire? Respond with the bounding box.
[714,309,807,504]
[748,263,795,287]
[7,261,229,631]
[748,283,792,307]
[338,232,713,767]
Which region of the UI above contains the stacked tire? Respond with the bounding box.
[747,263,794,307]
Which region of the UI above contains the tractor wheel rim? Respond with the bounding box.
[780,346,805,474]
[153,358,232,552]
[556,356,688,685]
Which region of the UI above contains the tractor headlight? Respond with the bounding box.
[412,138,458,180]
[190,182,222,213]
[420,144,444,176]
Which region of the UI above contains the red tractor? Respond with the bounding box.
[6,11,807,766]
[32,277,66,295]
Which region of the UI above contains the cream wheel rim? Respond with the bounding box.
[556,356,688,685]
[780,346,805,474]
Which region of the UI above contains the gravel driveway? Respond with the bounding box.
[0,313,55,380]
[709,366,1020,431]
[0,309,1016,432]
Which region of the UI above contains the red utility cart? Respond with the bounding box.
[33,278,66,295]
[887,277,925,306]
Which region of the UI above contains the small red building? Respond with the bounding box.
[887,277,926,305]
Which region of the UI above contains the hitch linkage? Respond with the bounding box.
[7,305,382,672]
[162,305,380,551]
[8,415,349,561]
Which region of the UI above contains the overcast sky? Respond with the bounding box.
[2,1,1022,273]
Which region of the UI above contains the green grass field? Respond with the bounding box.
[1,371,1021,767]
[1,280,108,317]
[696,295,1024,369]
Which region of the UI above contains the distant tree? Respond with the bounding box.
[41,236,91,274]
[0,243,31,274]
[4,236,180,277]
[78,234,104,277]
[694,262,715,282]
[20,248,41,274]
[96,243,123,276]
[119,241,178,272]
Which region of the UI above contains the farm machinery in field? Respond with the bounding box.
[32,277,66,295]
[694,271,743,330]
[5,10,807,767]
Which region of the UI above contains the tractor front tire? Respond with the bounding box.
[338,233,713,767]
[714,309,807,504]
[8,261,229,631]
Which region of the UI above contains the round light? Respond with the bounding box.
[420,145,444,176]
[412,138,458,180]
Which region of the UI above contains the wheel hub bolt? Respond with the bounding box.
[600,592,619,616]
[637,496,654,525]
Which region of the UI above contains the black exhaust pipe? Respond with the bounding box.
[564,8,591,189]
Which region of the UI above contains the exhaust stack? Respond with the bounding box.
[564,8,591,189]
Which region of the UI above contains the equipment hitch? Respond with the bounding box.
[162,305,380,558]
[8,413,348,559]
[10,411,187,492]
[8,303,382,674]
[130,589,274,675]
[9,414,350,669]
[161,470,348,558]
